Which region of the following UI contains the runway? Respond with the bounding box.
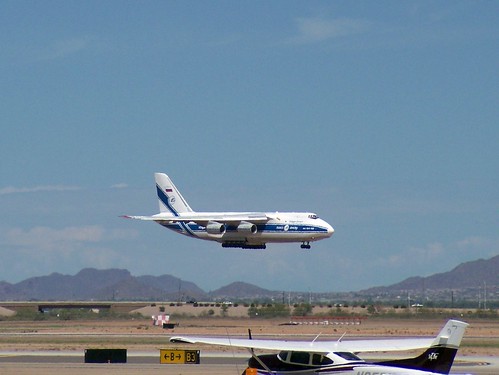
[0,351,497,375]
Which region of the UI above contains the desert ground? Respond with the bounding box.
[0,311,497,357]
[0,308,498,375]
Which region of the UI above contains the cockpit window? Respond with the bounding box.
[334,352,361,361]
[290,351,310,364]
[308,214,318,219]
[278,351,289,361]
[278,351,334,367]
[312,354,334,365]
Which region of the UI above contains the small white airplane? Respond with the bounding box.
[123,173,334,249]
[170,319,468,375]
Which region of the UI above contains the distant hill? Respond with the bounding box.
[210,282,276,299]
[361,254,499,295]
[0,268,207,301]
[0,255,497,301]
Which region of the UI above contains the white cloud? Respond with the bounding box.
[457,236,492,249]
[37,36,93,61]
[207,34,244,47]
[74,247,127,270]
[456,236,499,259]
[370,235,498,281]
[0,225,139,282]
[5,226,103,250]
[3,225,137,253]
[107,228,139,241]
[110,183,128,189]
[385,242,445,268]
[0,185,81,195]
[289,17,370,44]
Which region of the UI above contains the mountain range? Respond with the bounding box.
[0,255,497,301]
[360,254,499,294]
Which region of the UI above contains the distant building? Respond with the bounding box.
[152,314,170,326]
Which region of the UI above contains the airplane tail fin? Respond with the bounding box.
[376,320,468,375]
[155,173,194,215]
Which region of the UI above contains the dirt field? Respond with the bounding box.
[0,315,497,357]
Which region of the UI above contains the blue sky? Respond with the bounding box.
[1,1,498,292]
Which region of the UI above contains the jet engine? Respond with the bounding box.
[206,221,226,235]
[237,222,257,234]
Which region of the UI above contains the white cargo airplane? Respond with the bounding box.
[123,173,334,249]
[171,319,468,375]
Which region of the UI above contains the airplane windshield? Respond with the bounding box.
[308,214,318,219]
[334,352,361,361]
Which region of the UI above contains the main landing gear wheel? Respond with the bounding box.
[300,242,311,249]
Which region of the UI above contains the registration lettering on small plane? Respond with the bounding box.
[159,349,200,364]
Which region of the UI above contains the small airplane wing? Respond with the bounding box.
[169,336,434,354]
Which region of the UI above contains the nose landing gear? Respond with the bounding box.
[300,242,311,249]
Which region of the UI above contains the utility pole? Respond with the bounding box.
[177,279,182,304]
[478,285,481,309]
[484,281,487,310]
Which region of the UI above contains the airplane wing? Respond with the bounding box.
[167,214,269,225]
[122,213,270,225]
[169,336,434,354]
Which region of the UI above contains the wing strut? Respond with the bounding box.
[246,329,274,374]
[312,332,322,343]
[247,348,274,375]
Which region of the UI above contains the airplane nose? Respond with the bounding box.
[327,224,334,237]
[322,221,334,237]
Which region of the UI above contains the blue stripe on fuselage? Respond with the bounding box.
[163,223,328,235]
[257,224,329,233]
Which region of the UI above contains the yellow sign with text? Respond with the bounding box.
[160,349,200,364]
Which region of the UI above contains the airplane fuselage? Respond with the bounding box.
[155,212,333,249]
[249,365,448,375]
[249,349,458,375]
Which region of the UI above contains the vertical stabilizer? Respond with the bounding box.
[376,320,468,374]
[154,173,194,215]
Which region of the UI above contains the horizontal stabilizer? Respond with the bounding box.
[121,215,159,221]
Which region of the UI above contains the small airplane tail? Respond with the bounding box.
[155,173,194,215]
[376,319,468,374]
